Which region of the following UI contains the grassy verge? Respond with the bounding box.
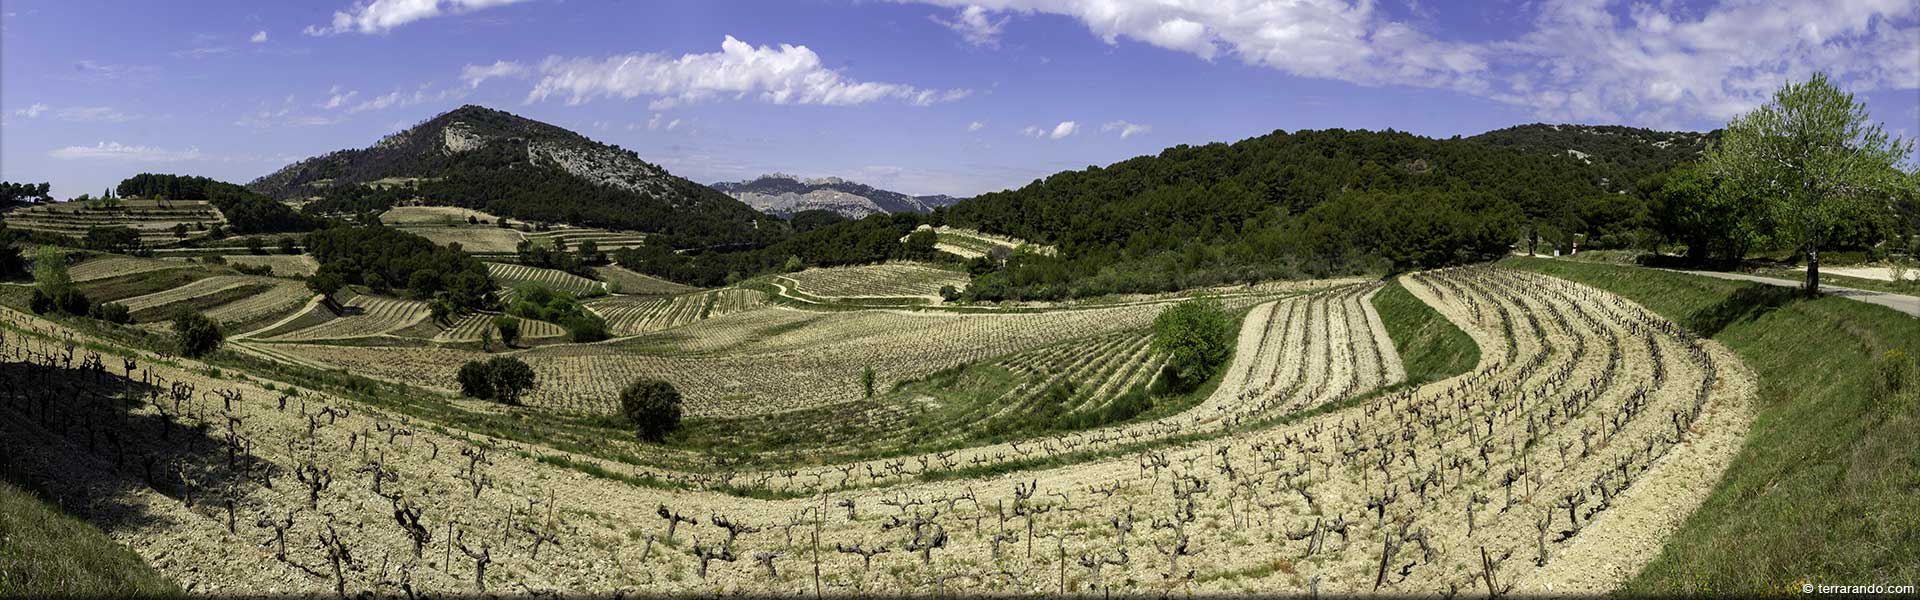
[0,472,179,597]
[1503,256,1920,594]
[1372,276,1479,385]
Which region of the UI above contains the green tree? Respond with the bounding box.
[456,357,537,405]
[619,378,683,442]
[32,246,71,294]
[1706,72,1913,295]
[1150,297,1234,393]
[307,271,344,305]
[493,315,521,348]
[172,311,224,358]
[1650,165,1765,263]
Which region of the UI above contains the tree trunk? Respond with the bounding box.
[1804,246,1821,296]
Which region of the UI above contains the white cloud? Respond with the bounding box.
[1023,121,1078,139]
[968,120,985,132]
[522,35,970,109]
[932,5,1009,47]
[12,103,48,118]
[900,0,1920,126]
[1102,120,1150,138]
[460,60,528,88]
[348,86,466,113]
[321,90,359,109]
[251,30,269,43]
[49,142,202,162]
[172,46,232,59]
[308,0,531,36]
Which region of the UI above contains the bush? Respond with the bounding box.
[172,311,224,358]
[619,378,683,442]
[1150,297,1234,393]
[28,287,91,316]
[89,302,131,324]
[939,285,960,302]
[494,315,521,347]
[456,357,538,405]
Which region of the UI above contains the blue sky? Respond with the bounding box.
[3,0,1916,198]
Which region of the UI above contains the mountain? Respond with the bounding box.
[1467,123,1717,192]
[249,105,782,248]
[711,174,968,219]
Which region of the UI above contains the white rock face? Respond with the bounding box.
[443,122,486,154]
[731,190,888,218]
[529,141,667,197]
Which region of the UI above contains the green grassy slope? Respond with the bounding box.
[1372,277,1480,385]
[1504,256,1920,594]
[0,477,179,597]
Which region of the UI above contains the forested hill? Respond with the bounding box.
[1468,123,1717,192]
[931,126,1709,299]
[248,105,782,249]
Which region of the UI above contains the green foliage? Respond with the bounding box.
[456,357,537,405]
[88,301,131,324]
[31,246,70,293]
[615,213,930,288]
[1705,72,1913,293]
[493,315,521,347]
[1286,188,1520,274]
[171,310,224,358]
[861,366,876,399]
[82,226,144,254]
[1150,297,1234,392]
[304,226,494,312]
[28,287,91,316]
[506,281,608,342]
[0,181,54,204]
[1644,164,1766,263]
[619,378,684,442]
[306,271,344,299]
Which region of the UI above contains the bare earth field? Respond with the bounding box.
[0,264,1757,596]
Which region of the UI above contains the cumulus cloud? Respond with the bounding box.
[932,5,1009,47]
[307,0,531,35]
[49,142,202,162]
[12,103,48,118]
[251,30,269,43]
[521,36,970,109]
[900,0,1920,126]
[968,120,985,131]
[1102,120,1150,138]
[460,60,528,88]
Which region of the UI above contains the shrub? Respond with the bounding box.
[1150,297,1234,393]
[89,302,131,324]
[494,315,521,347]
[620,378,683,442]
[172,310,224,358]
[456,357,538,405]
[861,366,877,398]
[939,285,960,302]
[29,287,91,316]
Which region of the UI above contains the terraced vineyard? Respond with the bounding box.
[593,265,700,296]
[780,262,967,300]
[585,288,764,336]
[1,198,225,246]
[489,263,606,298]
[0,265,1757,596]
[69,255,195,282]
[908,225,1057,259]
[430,312,567,344]
[256,295,431,341]
[213,254,319,277]
[525,227,648,251]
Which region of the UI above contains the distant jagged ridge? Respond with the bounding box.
[711,173,967,219]
[248,105,782,249]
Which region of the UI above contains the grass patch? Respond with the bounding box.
[1504,256,1920,594]
[1373,276,1479,384]
[0,470,180,598]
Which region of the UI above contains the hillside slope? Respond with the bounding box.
[249,105,782,248]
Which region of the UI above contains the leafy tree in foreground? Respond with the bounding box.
[1706,72,1912,295]
[457,357,538,405]
[620,378,683,442]
[172,311,224,358]
[1150,297,1234,393]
